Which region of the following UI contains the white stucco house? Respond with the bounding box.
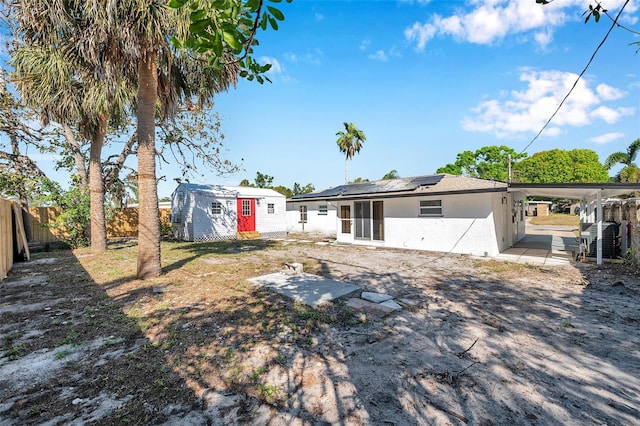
[171,183,286,241]
[288,174,527,257]
[285,201,337,234]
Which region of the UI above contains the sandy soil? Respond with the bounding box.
[1,237,639,425]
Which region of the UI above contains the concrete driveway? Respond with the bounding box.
[494,223,579,265]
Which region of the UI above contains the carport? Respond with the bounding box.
[508,182,640,265]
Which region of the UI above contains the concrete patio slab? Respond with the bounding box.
[248,272,361,307]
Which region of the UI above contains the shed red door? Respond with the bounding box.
[237,198,256,232]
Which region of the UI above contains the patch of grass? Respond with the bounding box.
[249,365,267,381]
[4,345,24,361]
[57,330,79,346]
[258,383,281,404]
[473,260,539,274]
[562,320,574,328]
[54,348,74,360]
[529,213,579,227]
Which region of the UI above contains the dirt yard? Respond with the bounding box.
[1,236,639,425]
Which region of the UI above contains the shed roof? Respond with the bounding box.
[174,183,285,198]
[290,174,507,201]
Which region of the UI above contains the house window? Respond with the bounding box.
[419,200,443,216]
[299,205,307,223]
[211,201,222,215]
[267,203,275,214]
[242,199,251,216]
[318,204,328,215]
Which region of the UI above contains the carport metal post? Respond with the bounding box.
[596,189,602,265]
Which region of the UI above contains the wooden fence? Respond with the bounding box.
[1,198,29,280]
[27,207,172,243]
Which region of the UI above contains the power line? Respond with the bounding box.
[519,0,631,155]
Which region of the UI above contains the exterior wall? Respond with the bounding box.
[255,195,287,237]
[191,194,237,241]
[335,192,509,257]
[171,189,237,241]
[286,201,337,234]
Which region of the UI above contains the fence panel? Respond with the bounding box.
[0,199,12,280]
[28,207,172,242]
[29,207,67,243]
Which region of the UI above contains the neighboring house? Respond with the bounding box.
[285,201,337,235]
[525,201,551,217]
[289,174,526,257]
[171,183,286,241]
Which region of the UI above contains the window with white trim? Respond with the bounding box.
[267,203,275,214]
[419,200,442,216]
[211,201,222,215]
[318,204,328,215]
[242,199,251,216]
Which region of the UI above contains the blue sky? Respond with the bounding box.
[16,0,640,198]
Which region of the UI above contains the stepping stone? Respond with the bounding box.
[397,298,419,307]
[380,300,402,311]
[346,298,395,317]
[361,292,393,303]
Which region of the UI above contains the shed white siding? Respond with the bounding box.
[255,195,287,238]
[286,201,336,235]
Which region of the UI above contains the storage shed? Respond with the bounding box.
[171,183,286,241]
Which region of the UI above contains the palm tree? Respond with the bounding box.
[604,138,640,182]
[9,1,261,279]
[336,122,366,184]
[382,170,400,180]
[10,3,133,253]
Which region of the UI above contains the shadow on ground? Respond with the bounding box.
[1,240,639,424]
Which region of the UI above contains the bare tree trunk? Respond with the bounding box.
[89,117,107,252]
[136,53,161,279]
[344,157,349,184]
[62,123,88,188]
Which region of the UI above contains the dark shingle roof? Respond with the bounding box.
[291,174,507,201]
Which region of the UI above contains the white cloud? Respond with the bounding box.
[596,83,626,101]
[369,50,388,62]
[315,12,324,22]
[590,132,625,144]
[360,39,371,51]
[283,49,323,65]
[591,105,635,123]
[405,0,585,50]
[462,68,634,138]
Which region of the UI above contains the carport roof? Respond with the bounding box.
[507,182,640,200]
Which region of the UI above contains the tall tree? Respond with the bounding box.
[133,0,289,279]
[336,122,366,184]
[436,145,526,182]
[10,2,133,253]
[604,138,640,182]
[513,149,609,183]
